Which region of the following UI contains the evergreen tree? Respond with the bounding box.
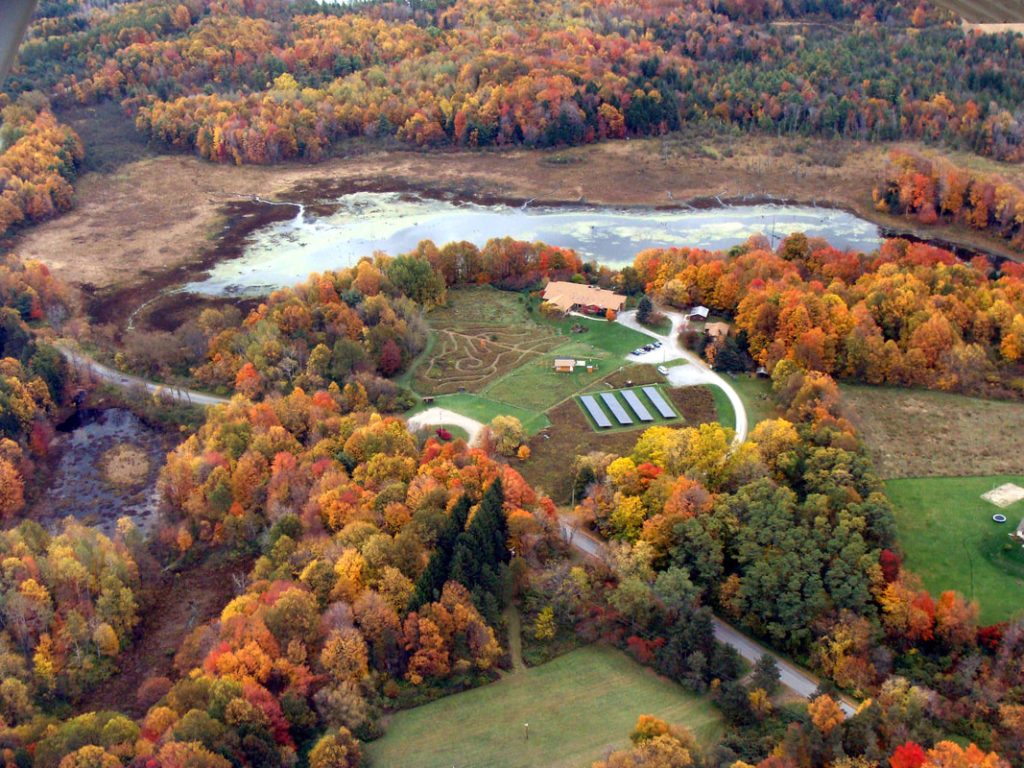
[409,496,471,609]
[637,295,654,325]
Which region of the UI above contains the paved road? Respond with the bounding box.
[557,517,857,717]
[59,346,230,407]
[617,310,748,444]
[406,407,484,446]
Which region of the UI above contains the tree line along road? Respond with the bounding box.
[557,518,858,718]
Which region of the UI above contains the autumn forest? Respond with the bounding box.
[2,1,1024,768]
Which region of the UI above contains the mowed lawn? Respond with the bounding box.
[483,341,614,413]
[365,645,723,768]
[708,384,736,431]
[540,312,654,359]
[729,375,776,428]
[887,476,1024,624]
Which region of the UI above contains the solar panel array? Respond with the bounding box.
[579,395,612,428]
[642,386,676,418]
[600,392,633,425]
[621,390,653,422]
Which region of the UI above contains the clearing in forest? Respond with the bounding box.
[840,385,1024,480]
[366,645,723,768]
[413,287,653,418]
[932,0,1024,22]
[887,475,1024,625]
[413,288,566,396]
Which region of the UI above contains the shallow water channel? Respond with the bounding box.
[187,192,883,297]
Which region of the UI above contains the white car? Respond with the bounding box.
[657,365,669,375]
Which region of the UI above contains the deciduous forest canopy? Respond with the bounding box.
[1,1,1024,768]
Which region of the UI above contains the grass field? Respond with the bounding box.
[932,0,1024,22]
[432,424,470,443]
[841,385,1024,480]
[365,645,723,768]
[539,310,655,359]
[483,344,613,413]
[887,476,1024,625]
[729,375,776,428]
[708,385,736,431]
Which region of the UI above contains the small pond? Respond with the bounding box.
[186,192,883,297]
[35,408,174,537]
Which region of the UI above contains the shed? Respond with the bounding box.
[554,358,575,373]
[1014,518,1024,543]
[687,305,710,321]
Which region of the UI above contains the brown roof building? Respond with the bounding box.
[542,281,626,314]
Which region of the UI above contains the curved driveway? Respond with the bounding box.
[617,309,749,444]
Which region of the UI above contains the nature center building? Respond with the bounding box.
[542,281,626,315]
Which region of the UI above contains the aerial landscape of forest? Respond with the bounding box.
[1,1,1024,767]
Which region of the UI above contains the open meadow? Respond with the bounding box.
[933,0,1024,22]
[365,645,723,768]
[887,476,1024,624]
[841,385,1024,480]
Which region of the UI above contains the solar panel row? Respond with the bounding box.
[600,392,633,425]
[579,395,612,428]
[642,386,676,419]
[620,390,653,422]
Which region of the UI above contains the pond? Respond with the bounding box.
[35,408,176,537]
[186,192,883,297]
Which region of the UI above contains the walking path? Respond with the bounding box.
[556,516,857,717]
[503,605,527,674]
[616,310,748,444]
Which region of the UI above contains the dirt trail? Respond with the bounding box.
[78,559,249,717]
[503,606,527,674]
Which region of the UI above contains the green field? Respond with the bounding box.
[708,385,736,431]
[431,424,470,442]
[365,645,723,768]
[729,375,776,428]
[887,476,1024,624]
[483,342,613,413]
[540,311,655,359]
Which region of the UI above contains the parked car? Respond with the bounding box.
[652,341,662,348]
[657,365,669,375]
[631,348,644,356]
[643,344,654,352]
